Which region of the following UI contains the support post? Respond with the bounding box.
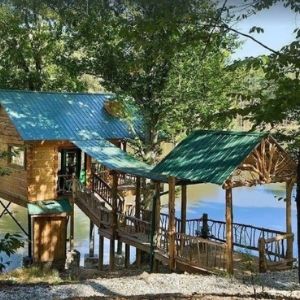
[98,231,104,271]
[135,176,142,263]
[286,180,294,262]
[110,171,118,271]
[225,187,233,274]
[70,203,74,251]
[89,220,95,257]
[86,154,92,189]
[28,213,32,258]
[181,185,187,234]
[168,176,176,271]
[125,244,130,268]
[258,237,267,273]
[150,181,161,272]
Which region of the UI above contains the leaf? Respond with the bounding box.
[249,26,264,34]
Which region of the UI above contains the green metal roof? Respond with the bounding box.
[0,90,141,141]
[153,130,268,185]
[27,198,72,215]
[73,139,167,182]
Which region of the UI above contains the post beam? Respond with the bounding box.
[168,176,176,271]
[89,220,95,257]
[225,187,233,274]
[135,176,142,263]
[110,171,118,271]
[286,180,294,261]
[98,231,104,271]
[125,244,130,268]
[181,185,187,234]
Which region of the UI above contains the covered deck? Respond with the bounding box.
[70,130,297,275]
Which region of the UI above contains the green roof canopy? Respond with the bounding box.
[153,130,268,185]
[27,198,72,215]
[0,90,141,141]
[73,139,167,182]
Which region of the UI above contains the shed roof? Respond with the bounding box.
[73,139,167,182]
[0,90,141,141]
[27,198,72,215]
[152,130,268,185]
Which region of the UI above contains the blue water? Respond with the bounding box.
[0,182,297,270]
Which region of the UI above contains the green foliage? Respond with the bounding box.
[55,0,238,161]
[0,233,24,272]
[0,0,85,91]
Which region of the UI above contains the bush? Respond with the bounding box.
[0,233,24,272]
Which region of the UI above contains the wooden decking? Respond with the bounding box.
[73,179,294,275]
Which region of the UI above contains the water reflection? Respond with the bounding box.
[0,182,297,271]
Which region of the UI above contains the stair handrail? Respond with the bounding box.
[92,173,125,212]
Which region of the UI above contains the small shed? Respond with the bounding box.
[27,198,72,270]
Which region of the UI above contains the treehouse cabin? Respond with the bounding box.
[0,89,297,275]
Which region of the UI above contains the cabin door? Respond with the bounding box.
[60,149,82,178]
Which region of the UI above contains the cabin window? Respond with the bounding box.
[9,145,25,168]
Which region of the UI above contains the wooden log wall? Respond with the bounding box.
[27,140,74,202]
[0,107,27,206]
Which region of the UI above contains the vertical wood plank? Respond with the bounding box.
[226,187,233,274]
[168,176,176,271]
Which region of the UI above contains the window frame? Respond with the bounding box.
[8,144,26,169]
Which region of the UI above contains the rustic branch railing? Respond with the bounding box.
[175,233,227,271]
[258,233,294,272]
[92,173,125,212]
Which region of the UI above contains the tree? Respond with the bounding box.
[224,0,300,280]
[0,0,85,91]
[50,0,238,161]
[0,151,24,272]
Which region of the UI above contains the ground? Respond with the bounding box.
[0,267,300,300]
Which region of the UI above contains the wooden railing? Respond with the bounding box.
[92,174,125,212]
[118,214,151,243]
[175,233,227,271]
[73,179,112,227]
[258,233,294,272]
[57,174,73,194]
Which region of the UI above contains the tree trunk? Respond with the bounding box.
[296,149,300,282]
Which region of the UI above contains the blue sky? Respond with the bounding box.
[230,3,299,59]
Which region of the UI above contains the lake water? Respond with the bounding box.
[0,182,297,271]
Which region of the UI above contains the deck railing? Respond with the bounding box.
[175,233,227,271]
[258,233,294,272]
[118,214,151,243]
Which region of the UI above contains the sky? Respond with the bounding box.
[230,2,300,59]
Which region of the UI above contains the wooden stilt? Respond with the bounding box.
[110,171,118,271]
[286,180,294,262]
[225,187,233,274]
[70,203,74,251]
[98,232,104,271]
[136,248,142,267]
[89,220,95,257]
[154,182,161,245]
[117,240,122,255]
[168,176,176,271]
[135,177,141,219]
[135,176,141,266]
[181,185,187,234]
[125,244,130,268]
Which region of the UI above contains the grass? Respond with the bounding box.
[0,266,64,285]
